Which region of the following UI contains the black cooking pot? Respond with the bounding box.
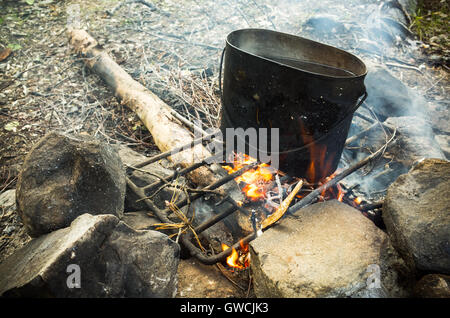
[219,29,367,181]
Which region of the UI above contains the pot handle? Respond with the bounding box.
[347,90,368,116]
[355,91,368,109]
[218,47,226,101]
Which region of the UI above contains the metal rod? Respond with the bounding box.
[164,162,258,212]
[125,177,171,223]
[193,202,237,234]
[141,161,208,191]
[133,131,219,168]
[181,230,257,265]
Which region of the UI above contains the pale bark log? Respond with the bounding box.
[68,29,217,187]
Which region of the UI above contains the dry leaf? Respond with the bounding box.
[0,48,12,62]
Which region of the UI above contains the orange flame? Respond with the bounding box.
[298,120,334,184]
[221,241,250,269]
[336,183,344,202]
[224,154,274,201]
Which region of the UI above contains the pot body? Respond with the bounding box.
[219,29,367,181]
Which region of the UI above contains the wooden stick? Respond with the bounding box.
[262,179,303,229]
[68,29,218,187]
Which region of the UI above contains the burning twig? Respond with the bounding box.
[359,201,384,212]
[262,180,303,229]
[215,262,247,291]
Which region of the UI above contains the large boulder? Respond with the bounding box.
[0,213,180,297]
[383,117,446,166]
[16,132,126,237]
[250,200,412,297]
[383,158,450,274]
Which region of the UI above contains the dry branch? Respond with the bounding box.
[68,29,218,187]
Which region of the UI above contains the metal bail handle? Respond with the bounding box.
[218,47,226,102]
[356,91,368,109]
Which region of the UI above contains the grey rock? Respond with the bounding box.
[250,200,412,298]
[121,211,160,231]
[384,116,446,165]
[0,189,31,264]
[0,213,180,297]
[0,189,16,217]
[428,101,450,134]
[413,274,450,298]
[364,67,426,120]
[383,158,450,274]
[101,221,180,298]
[16,132,126,237]
[435,135,450,160]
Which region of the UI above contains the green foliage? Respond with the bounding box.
[7,43,22,51]
[411,0,449,47]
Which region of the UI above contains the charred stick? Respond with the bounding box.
[345,122,378,146]
[360,202,383,212]
[181,230,257,265]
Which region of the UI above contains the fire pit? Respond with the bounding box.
[125,123,392,269]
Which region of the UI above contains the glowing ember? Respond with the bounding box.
[224,154,274,201]
[221,241,250,269]
[336,184,345,202]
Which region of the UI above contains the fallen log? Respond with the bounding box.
[68,29,217,187]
